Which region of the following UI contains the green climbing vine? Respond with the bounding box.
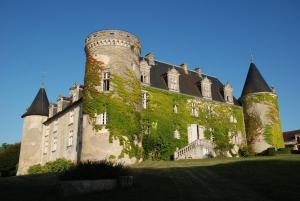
[83,53,143,159]
[83,53,247,161]
[241,92,284,149]
[141,87,246,160]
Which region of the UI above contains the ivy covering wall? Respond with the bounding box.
[141,87,246,160]
[83,54,246,161]
[241,92,284,149]
[82,54,143,159]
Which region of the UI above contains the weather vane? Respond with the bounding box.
[41,70,46,88]
[249,49,255,63]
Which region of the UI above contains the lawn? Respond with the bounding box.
[0,155,299,201]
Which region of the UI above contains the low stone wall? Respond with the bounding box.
[58,179,117,197]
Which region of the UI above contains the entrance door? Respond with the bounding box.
[188,124,205,143]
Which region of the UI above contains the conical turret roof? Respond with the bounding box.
[21,87,49,118]
[241,62,272,98]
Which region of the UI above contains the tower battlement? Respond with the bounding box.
[85,29,141,56]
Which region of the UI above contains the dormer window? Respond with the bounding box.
[140,59,151,85]
[201,77,212,99]
[167,68,180,92]
[224,83,233,104]
[103,72,110,91]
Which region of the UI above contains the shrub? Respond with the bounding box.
[291,150,300,154]
[59,160,129,180]
[277,147,291,154]
[27,158,74,175]
[0,143,20,176]
[239,146,255,157]
[265,147,276,156]
[27,164,44,174]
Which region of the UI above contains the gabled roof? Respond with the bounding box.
[149,60,240,105]
[240,62,272,98]
[21,87,49,118]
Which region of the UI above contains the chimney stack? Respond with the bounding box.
[180,63,188,74]
[194,67,202,77]
[145,52,155,66]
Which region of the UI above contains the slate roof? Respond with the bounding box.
[283,130,300,142]
[22,87,49,118]
[240,62,272,98]
[149,60,240,105]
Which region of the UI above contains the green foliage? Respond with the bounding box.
[277,147,291,154]
[28,158,74,174]
[83,54,143,159]
[59,160,129,180]
[239,145,255,157]
[0,143,20,176]
[242,93,285,149]
[264,147,276,156]
[27,164,44,174]
[142,87,246,160]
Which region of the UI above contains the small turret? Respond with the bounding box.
[240,62,284,153]
[18,87,49,175]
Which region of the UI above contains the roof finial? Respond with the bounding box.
[250,49,255,63]
[41,71,46,88]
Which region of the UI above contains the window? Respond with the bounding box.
[141,73,147,83]
[68,130,73,147]
[43,129,49,154]
[69,111,74,124]
[53,120,58,132]
[174,129,180,139]
[96,112,107,125]
[52,137,57,152]
[173,105,178,113]
[103,72,110,91]
[170,77,177,91]
[142,93,148,109]
[191,102,198,117]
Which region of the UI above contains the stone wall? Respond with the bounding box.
[17,115,48,175]
[242,92,284,153]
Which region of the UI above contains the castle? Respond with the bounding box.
[17,29,284,175]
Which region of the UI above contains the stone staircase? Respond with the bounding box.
[174,139,215,160]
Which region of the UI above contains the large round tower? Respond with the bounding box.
[85,29,141,78]
[81,30,142,164]
[240,63,284,153]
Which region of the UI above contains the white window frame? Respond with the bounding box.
[191,102,198,117]
[103,72,110,91]
[69,110,74,124]
[142,92,148,109]
[173,105,178,113]
[96,112,107,125]
[67,130,74,147]
[52,137,57,152]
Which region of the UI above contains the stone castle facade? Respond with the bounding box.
[17,29,284,175]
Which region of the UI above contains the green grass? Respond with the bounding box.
[1,155,300,201]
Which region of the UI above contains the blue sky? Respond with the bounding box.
[0,0,299,144]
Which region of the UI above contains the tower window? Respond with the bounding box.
[103,72,110,91]
[67,130,73,147]
[142,93,148,109]
[96,112,108,125]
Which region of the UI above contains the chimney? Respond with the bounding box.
[49,103,57,118]
[145,52,155,66]
[180,63,188,74]
[194,67,202,77]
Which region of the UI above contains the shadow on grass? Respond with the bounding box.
[1,158,300,201]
